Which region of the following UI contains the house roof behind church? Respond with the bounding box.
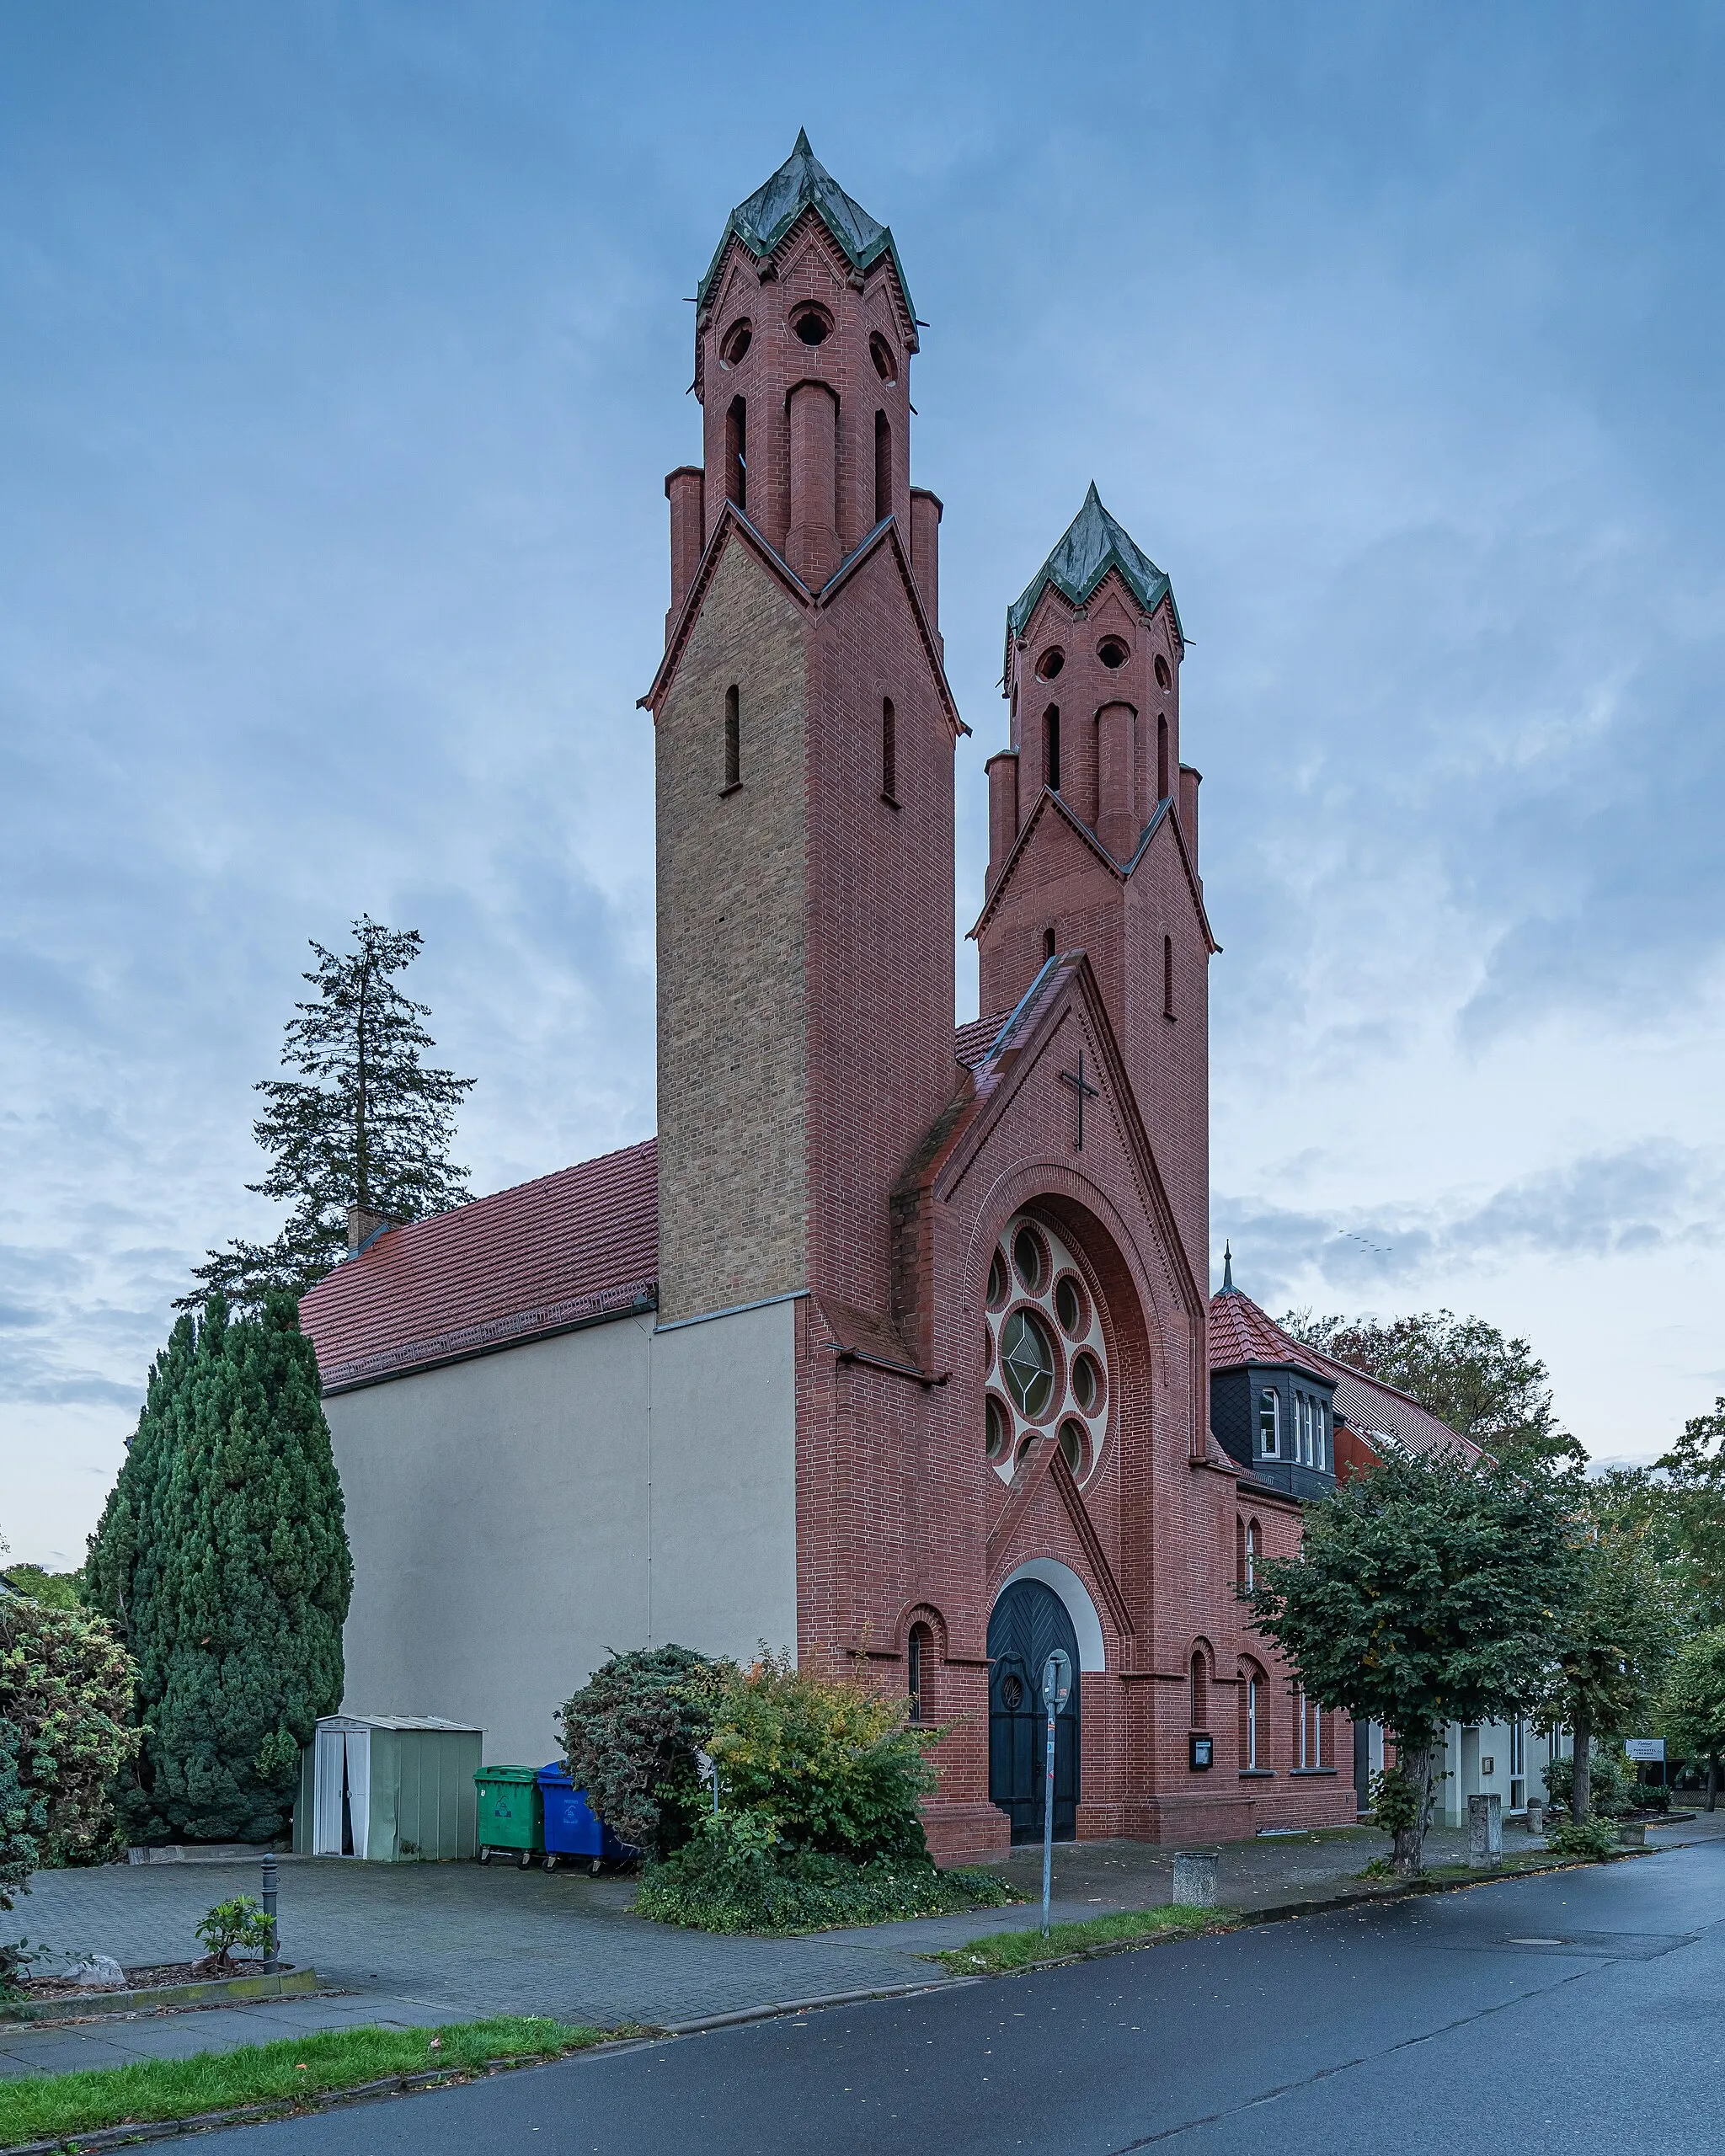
[1209,1283,1477,1460]
[1007,483,1181,640]
[300,1139,659,1394]
[697,130,914,317]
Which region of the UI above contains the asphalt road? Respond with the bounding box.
[204,1836,1725,2154]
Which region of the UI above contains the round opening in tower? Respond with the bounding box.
[791,303,833,346]
[1097,636,1130,669]
[1035,648,1065,680]
[1155,654,1172,690]
[719,319,752,368]
[869,332,898,382]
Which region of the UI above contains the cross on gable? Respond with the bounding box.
[1058,1049,1100,1151]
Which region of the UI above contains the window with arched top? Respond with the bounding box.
[1043,926,1057,963]
[1044,706,1061,793]
[1163,935,1175,1020]
[1157,712,1169,801]
[724,396,747,510]
[1190,1650,1209,1731]
[1240,1661,1264,1769]
[907,1621,933,1723]
[874,410,892,525]
[723,685,740,792]
[881,696,896,803]
[1245,1519,1259,1593]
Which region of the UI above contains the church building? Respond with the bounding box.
[300,136,1358,1854]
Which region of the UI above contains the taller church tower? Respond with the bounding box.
[643,135,964,1327]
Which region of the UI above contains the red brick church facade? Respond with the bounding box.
[303,136,1358,1854]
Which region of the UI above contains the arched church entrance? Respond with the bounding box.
[987,1577,1080,1844]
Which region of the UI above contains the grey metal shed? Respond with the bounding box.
[293,1715,483,1861]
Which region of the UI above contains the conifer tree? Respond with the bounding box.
[86,1294,351,1844]
[186,916,473,1310]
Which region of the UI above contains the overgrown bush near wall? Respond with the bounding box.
[558,1644,724,1859]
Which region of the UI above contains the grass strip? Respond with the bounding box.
[934,1903,1224,1974]
[0,2014,606,2149]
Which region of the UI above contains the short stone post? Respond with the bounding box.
[1525,1799,1545,1837]
[1172,1849,1220,1908]
[1618,1821,1646,1849]
[1467,1792,1503,1868]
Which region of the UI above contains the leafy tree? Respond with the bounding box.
[1541,1494,1678,1823]
[0,1567,83,1611]
[1661,1627,1725,1811]
[1,1592,138,1910]
[1284,1308,1584,1470]
[1247,1446,1578,1874]
[558,1646,725,1858]
[85,1294,351,1844]
[1654,1399,1725,1631]
[184,917,474,1310]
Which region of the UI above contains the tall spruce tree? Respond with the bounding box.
[86,1294,351,1844]
[185,916,473,1310]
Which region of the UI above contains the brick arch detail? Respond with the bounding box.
[892,1600,951,1658]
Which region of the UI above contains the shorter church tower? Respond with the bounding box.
[973,487,1215,1294]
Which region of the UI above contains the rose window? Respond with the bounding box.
[982,1212,1109,1485]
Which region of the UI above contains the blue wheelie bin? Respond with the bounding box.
[537,1763,638,1875]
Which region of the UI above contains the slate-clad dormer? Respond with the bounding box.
[1208,1248,1338,1502]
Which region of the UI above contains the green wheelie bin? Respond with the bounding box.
[473,1764,543,1868]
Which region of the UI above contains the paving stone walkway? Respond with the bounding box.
[5,1812,1718,2079]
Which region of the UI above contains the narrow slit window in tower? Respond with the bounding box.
[881,696,896,802]
[874,410,892,525]
[1163,933,1175,1019]
[1044,705,1060,792]
[724,396,747,511]
[1157,712,1170,802]
[723,684,740,792]
[907,1622,932,1723]
[1043,926,1057,963]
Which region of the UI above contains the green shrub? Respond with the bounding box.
[707,1651,936,1862]
[558,1645,724,1858]
[195,1894,276,1970]
[1542,1746,1637,1818]
[1,1595,137,1913]
[1546,1813,1620,1860]
[636,1811,1012,1934]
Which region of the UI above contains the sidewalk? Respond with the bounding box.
[6,1812,1718,2079]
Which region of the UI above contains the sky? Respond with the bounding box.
[3,2,1723,1567]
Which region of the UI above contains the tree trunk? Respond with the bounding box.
[1392,1742,1435,1876]
[1707,1753,1718,1813]
[1572,1705,1592,1826]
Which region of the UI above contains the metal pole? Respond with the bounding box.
[1041,1705,1056,1938]
[262,1852,279,1965]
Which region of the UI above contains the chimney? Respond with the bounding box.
[347,1204,397,1252]
[1178,763,1201,862]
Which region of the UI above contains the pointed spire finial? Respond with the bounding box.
[1222,1241,1235,1294]
[793,125,814,154]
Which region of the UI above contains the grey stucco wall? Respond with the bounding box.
[326,1297,799,1766]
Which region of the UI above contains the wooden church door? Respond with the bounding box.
[988,1578,1080,1844]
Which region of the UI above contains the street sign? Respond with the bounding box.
[1039,1650,1073,1937]
[1625,1738,1665,1763]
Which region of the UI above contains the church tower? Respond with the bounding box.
[643,135,964,1328]
[971,487,1215,1289]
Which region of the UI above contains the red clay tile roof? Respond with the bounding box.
[300,1139,659,1393]
[955,1010,1014,1069]
[1209,1287,1478,1461]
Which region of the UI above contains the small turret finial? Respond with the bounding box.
[1221,1241,1235,1294]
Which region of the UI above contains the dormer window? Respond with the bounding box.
[1258,1388,1279,1458]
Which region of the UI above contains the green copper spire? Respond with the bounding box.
[1008,483,1181,639]
[697,131,914,319]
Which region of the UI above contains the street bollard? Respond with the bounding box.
[1525,1799,1545,1838]
[262,1852,279,1965]
[1467,1792,1503,1868]
[1172,1849,1219,1908]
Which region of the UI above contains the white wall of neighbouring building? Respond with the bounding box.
[326,1297,799,1767]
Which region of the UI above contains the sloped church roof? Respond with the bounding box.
[697,129,916,317]
[1008,483,1182,640]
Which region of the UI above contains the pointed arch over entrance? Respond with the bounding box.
[987,1576,1080,1844]
[996,1556,1107,1671]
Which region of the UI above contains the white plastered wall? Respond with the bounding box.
[326,1297,799,1765]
